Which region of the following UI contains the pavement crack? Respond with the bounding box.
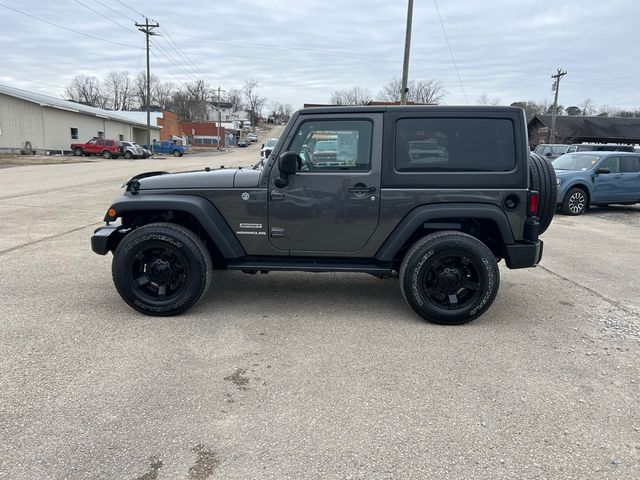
[538,264,639,316]
[0,222,101,256]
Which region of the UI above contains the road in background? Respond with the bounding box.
[1,131,639,479]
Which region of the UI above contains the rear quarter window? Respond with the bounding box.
[395,118,516,172]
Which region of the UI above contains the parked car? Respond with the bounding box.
[247,133,258,142]
[566,143,634,153]
[237,138,249,147]
[554,152,640,215]
[259,137,279,164]
[533,144,570,160]
[146,141,188,157]
[71,138,121,159]
[120,141,145,159]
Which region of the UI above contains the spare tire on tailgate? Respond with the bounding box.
[529,152,557,234]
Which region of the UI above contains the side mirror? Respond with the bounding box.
[545,152,552,157]
[274,151,300,188]
[595,167,611,175]
[261,143,265,149]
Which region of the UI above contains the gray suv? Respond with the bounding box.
[92,106,556,325]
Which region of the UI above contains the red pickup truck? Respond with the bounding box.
[71,138,121,158]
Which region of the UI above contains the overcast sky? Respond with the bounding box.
[1,0,638,110]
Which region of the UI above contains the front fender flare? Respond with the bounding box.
[106,194,245,259]
[375,203,516,262]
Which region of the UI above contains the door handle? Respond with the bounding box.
[270,191,285,200]
[348,186,376,194]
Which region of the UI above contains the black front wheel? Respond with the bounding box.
[74,148,83,156]
[173,150,183,157]
[399,231,500,325]
[112,223,212,316]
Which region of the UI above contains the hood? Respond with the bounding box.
[136,167,261,190]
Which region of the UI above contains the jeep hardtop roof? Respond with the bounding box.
[298,105,523,115]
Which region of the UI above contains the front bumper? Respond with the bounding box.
[91,223,126,255]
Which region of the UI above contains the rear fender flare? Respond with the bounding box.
[106,194,245,259]
[375,203,516,262]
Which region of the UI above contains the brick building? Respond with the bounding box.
[181,121,226,148]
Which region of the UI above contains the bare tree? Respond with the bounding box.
[134,71,160,109]
[268,101,293,124]
[380,78,446,104]
[243,79,267,127]
[330,86,372,105]
[578,98,595,116]
[64,75,107,108]
[103,71,134,110]
[171,80,212,121]
[226,88,244,113]
[153,81,175,110]
[477,93,501,105]
[510,100,546,120]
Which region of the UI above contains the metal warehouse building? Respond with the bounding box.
[0,84,160,154]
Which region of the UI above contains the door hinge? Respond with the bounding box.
[270,227,285,238]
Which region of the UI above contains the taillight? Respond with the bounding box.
[528,191,539,216]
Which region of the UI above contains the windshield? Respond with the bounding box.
[553,153,603,170]
[265,138,278,148]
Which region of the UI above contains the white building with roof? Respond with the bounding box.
[0,84,160,154]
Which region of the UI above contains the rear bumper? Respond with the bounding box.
[504,240,543,269]
[91,223,126,255]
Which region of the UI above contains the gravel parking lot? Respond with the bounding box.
[1,137,639,479]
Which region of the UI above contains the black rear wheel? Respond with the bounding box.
[124,151,133,159]
[173,149,182,157]
[112,223,212,316]
[74,148,83,156]
[399,231,500,325]
[102,150,112,159]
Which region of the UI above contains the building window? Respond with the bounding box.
[118,134,124,141]
[97,131,104,139]
[70,127,78,140]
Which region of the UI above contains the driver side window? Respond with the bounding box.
[288,120,372,172]
[599,156,620,173]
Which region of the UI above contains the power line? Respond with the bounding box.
[150,37,205,84]
[159,27,217,88]
[73,0,137,35]
[433,0,468,104]
[91,0,136,23]
[113,0,145,18]
[0,2,142,49]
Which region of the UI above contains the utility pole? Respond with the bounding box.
[549,68,567,144]
[135,18,159,147]
[400,0,414,105]
[217,86,223,151]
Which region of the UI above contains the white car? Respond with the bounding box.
[260,137,279,164]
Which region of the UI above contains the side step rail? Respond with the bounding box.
[227,259,393,275]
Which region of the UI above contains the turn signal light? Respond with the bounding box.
[528,191,539,216]
[107,208,117,218]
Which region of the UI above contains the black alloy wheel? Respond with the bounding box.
[112,222,212,316]
[400,231,500,325]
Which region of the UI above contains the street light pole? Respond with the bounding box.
[400,0,414,105]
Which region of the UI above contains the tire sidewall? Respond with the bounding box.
[113,229,205,315]
[403,237,499,324]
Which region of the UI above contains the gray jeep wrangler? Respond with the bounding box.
[92,106,556,325]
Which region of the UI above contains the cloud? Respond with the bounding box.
[0,0,638,109]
